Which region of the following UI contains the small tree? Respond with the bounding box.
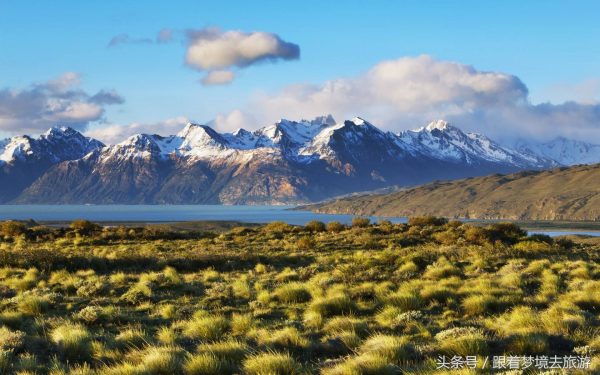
[351,217,370,228]
[305,220,326,233]
[326,221,346,233]
[408,216,448,227]
[70,220,100,235]
[0,221,27,237]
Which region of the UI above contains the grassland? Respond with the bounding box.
[0,218,598,374]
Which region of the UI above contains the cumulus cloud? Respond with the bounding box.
[208,110,256,133]
[201,70,235,86]
[215,55,600,143]
[185,27,299,84]
[0,73,124,135]
[85,116,190,145]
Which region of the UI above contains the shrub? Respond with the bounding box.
[351,217,371,228]
[0,221,27,237]
[70,220,100,234]
[305,220,326,232]
[74,305,103,324]
[121,282,152,304]
[326,221,345,233]
[274,282,311,304]
[263,221,293,234]
[0,327,25,351]
[408,216,447,227]
[50,322,92,361]
[243,352,301,375]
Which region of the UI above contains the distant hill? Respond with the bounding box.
[305,163,600,221]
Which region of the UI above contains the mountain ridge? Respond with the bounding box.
[1,116,598,204]
[304,163,600,221]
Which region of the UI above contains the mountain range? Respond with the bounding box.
[1,116,598,204]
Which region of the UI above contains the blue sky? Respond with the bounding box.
[1,1,599,142]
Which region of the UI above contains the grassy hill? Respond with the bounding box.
[306,163,600,221]
[0,218,598,373]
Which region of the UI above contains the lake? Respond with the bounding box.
[0,205,598,237]
[0,204,406,226]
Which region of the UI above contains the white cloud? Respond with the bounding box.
[85,116,190,145]
[201,70,235,86]
[185,27,299,84]
[209,110,255,133]
[0,73,124,135]
[215,55,600,143]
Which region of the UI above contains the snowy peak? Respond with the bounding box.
[177,123,227,149]
[424,119,451,132]
[0,127,103,165]
[516,137,600,166]
[399,121,554,168]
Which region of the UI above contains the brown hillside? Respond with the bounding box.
[307,164,600,220]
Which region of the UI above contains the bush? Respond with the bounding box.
[0,221,27,237]
[351,217,371,228]
[0,327,25,351]
[326,221,346,233]
[70,220,100,234]
[305,220,326,232]
[408,216,447,227]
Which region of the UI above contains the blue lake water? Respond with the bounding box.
[0,205,598,236]
[0,205,406,226]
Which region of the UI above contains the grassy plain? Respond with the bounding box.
[0,218,598,374]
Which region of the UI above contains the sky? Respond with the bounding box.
[1,0,599,144]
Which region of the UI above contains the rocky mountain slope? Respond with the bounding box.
[0,116,581,204]
[305,163,600,220]
[0,127,104,203]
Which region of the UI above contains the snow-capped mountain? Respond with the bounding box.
[398,120,556,168]
[0,126,103,165]
[2,117,576,204]
[0,127,104,202]
[516,137,600,166]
